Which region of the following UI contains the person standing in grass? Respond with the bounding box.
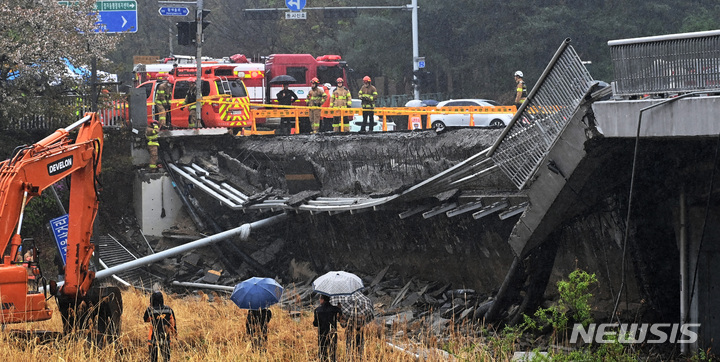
[313,294,342,362]
[143,291,177,362]
[246,308,272,350]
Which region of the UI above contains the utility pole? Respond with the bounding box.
[160,0,206,127]
[411,0,419,100]
[194,0,203,128]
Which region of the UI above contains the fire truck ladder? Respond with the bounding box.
[219,77,232,95]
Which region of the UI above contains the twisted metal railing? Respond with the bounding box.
[488,39,593,189]
[609,29,720,97]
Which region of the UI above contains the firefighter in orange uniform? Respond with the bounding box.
[307,78,327,133]
[514,70,527,110]
[331,78,352,132]
[320,83,334,132]
[155,76,172,128]
[146,121,160,171]
[144,291,177,362]
[358,76,378,132]
[183,81,199,128]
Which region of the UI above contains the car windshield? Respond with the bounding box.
[216,79,248,97]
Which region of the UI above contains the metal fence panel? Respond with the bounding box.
[2,96,127,131]
[490,41,593,189]
[609,30,720,96]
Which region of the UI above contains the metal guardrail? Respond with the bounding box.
[3,97,128,130]
[609,29,720,96]
[488,39,593,190]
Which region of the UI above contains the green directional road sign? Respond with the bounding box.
[58,0,138,33]
[95,0,138,33]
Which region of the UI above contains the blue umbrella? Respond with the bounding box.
[230,277,284,310]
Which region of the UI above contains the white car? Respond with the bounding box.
[348,98,396,132]
[349,115,396,132]
[431,99,513,131]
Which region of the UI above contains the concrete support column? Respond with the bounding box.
[679,187,688,354]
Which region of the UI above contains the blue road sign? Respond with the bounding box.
[96,1,138,33]
[50,215,69,265]
[418,60,426,68]
[159,7,189,16]
[286,0,306,12]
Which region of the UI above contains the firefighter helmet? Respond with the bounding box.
[514,70,523,78]
[311,77,319,84]
[336,77,344,83]
[363,76,371,82]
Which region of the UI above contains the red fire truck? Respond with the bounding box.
[132,64,253,128]
[265,54,350,106]
[134,54,350,106]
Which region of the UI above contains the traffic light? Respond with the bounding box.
[188,21,211,44]
[176,22,192,45]
[191,9,210,44]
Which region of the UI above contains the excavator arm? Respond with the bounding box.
[0,113,103,323]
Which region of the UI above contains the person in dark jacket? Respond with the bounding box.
[276,84,298,135]
[246,308,272,350]
[313,294,342,362]
[143,291,177,362]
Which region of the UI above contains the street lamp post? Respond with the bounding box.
[411,0,419,100]
[194,0,203,127]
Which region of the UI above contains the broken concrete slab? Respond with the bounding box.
[203,269,222,284]
[384,311,414,327]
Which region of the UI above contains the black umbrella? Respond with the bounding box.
[269,75,297,84]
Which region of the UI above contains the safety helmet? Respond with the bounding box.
[324,83,331,89]
[514,70,523,78]
[363,76,371,82]
[311,77,319,84]
[336,77,344,83]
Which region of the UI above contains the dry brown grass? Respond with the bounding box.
[0,288,497,361]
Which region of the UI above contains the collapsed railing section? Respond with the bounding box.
[488,39,593,190]
[609,29,720,97]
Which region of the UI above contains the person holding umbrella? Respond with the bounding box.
[313,294,342,362]
[273,76,298,135]
[334,291,375,360]
[246,308,272,350]
[230,277,284,351]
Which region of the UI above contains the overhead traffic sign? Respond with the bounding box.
[95,0,138,33]
[159,7,189,16]
[285,0,306,12]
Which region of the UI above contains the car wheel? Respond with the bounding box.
[431,121,446,132]
[489,119,505,128]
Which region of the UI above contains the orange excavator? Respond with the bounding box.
[0,113,121,336]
